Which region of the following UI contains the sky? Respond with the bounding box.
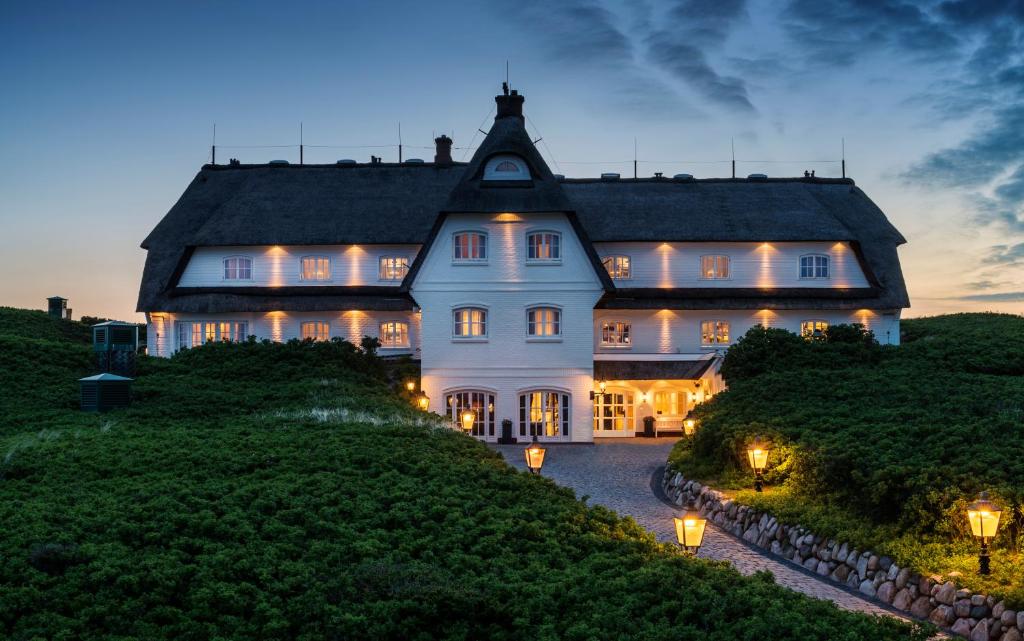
[1,0,1022,320]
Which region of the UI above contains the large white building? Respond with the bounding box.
[138,87,909,442]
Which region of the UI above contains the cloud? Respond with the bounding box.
[499,0,756,114]
[781,0,961,66]
[982,242,1024,265]
[954,291,1024,302]
[644,0,755,113]
[965,279,1013,290]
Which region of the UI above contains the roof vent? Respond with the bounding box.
[747,173,768,181]
[405,158,425,164]
[601,172,620,181]
[269,160,290,166]
[336,159,357,165]
[673,173,694,181]
[654,172,663,179]
[554,174,565,181]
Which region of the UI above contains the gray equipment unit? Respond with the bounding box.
[47,296,71,320]
[92,321,139,376]
[80,373,133,412]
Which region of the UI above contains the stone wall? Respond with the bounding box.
[663,469,1022,641]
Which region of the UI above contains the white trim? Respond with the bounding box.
[593,353,713,361]
[452,230,489,264]
[221,255,254,281]
[298,255,333,282]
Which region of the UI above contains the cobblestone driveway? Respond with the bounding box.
[490,438,913,621]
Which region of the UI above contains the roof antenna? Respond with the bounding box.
[398,122,403,163]
[299,122,304,165]
[731,137,736,179]
[506,59,509,90]
[633,137,638,179]
[841,137,846,179]
[211,123,216,165]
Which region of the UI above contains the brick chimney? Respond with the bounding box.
[495,82,524,121]
[434,135,453,165]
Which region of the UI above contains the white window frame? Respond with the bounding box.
[699,255,731,280]
[452,306,488,340]
[483,154,530,180]
[526,230,562,263]
[801,319,829,339]
[601,255,632,280]
[299,255,332,281]
[700,320,731,346]
[300,321,331,342]
[445,390,497,439]
[600,320,632,348]
[175,320,248,349]
[799,254,831,279]
[518,389,571,439]
[379,320,410,348]
[526,306,562,340]
[222,256,253,281]
[593,389,635,433]
[452,231,488,263]
[378,256,410,281]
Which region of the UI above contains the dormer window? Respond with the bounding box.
[602,255,631,280]
[483,154,530,181]
[700,255,730,280]
[800,254,830,279]
[223,256,252,280]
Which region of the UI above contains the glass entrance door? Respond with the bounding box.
[593,391,635,436]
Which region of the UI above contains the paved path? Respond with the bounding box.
[490,438,913,621]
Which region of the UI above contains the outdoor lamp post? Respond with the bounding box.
[673,501,707,555]
[417,394,429,411]
[524,436,546,475]
[460,410,476,434]
[967,491,1002,575]
[746,437,769,492]
[683,418,696,436]
[405,380,416,392]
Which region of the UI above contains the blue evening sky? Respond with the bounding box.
[1,0,1022,319]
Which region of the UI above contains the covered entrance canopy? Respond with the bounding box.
[592,356,723,437]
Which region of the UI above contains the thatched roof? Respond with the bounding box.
[138,93,909,314]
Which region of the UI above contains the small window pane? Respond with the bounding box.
[380,321,409,347]
[601,321,631,346]
[301,321,330,341]
[454,233,487,261]
[528,232,561,261]
[602,256,631,279]
[701,320,730,345]
[223,257,253,280]
[301,256,331,281]
[454,308,487,337]
[801,320,828,338]
[527,307,560,336]
[379,257,409,281]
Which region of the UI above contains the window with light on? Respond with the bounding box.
[801,320,829,338]
[701,320,730,345]
[379,256,409,281]
[601,321,631,346]
[454,232,487,261]
[454,308,487,337]
[301,321,331,342]
[527,307,561,337]
[700,255,730,279]
[602,255,631,279]
[301,256,331,281]
[527,232,561,261]
[380,321,409,347]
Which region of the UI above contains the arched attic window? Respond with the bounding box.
[483,154,531,180]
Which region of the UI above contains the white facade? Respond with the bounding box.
[591,241,870,289]
[411,212,605,442]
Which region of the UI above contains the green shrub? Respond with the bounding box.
[0,309,928,640]
[669,313,1024,601]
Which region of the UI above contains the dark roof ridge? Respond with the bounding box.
[560,176,856,185]
[200,162,469,170]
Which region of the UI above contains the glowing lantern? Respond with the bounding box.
[746,437,769,492]
[590,380,609,401]
[417,395,429,411]
[405,380,416,392]
[461,410,476,433]
[673,501,707,554]
[683,418,696,436]
[524,437,546,475]
[967,492,1002,575]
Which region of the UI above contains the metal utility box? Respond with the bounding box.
[80,373,133,412]
[47,296,71,320]
[92,321,140,376]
